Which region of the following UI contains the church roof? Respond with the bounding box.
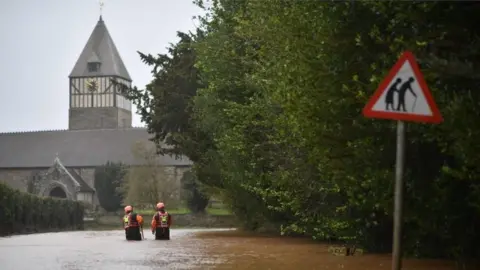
[0,128,192,168]
[66,168,94,192]
[49,156,94,193]
[69,16,132,80]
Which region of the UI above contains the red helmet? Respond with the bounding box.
[124,205,133,213]
[156,202,165,209]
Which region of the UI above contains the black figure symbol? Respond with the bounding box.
[384,76,417,112]
[385,78,402,111]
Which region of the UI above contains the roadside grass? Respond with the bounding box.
[84,203,236,230]
[136,206,231,216]
[206,207,231,216]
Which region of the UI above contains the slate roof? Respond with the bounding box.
[0,128,192,168]
[50,157,94,193]
[69,16,131,80]
[66,168,94,192]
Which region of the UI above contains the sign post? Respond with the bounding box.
[392,120,405,270]
[362,51,443,270]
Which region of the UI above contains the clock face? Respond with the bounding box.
[86,78,98,92]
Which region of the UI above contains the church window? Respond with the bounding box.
[88,62,100,72]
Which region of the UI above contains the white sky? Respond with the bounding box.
[0,0,204,132]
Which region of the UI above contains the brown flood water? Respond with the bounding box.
[0,228,458,270]
[198,230,457,270]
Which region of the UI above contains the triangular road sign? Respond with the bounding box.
[362,51,443,124]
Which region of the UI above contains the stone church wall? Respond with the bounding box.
[174,166,190,201]
[117,108,132,128]
[0,168,92,197]
[69,107,121,130]
[0,165,191,207]
[0,169,31,193]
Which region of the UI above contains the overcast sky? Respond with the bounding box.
[0,0,204,133]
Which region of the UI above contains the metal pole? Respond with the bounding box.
[392,120,406,270]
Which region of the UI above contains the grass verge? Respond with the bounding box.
[136,207,231,216]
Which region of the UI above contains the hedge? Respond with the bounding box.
[0,183,84,236]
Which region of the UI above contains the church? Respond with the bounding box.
[0,16,192,205]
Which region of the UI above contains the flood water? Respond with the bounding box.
[0,229,458,270]
[199,231,457,270]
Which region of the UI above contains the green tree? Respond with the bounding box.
[94,161,126,212]
[193,0,480,262]
[124,30,214,210]
[126,0,480,265]
[181,169,209,213]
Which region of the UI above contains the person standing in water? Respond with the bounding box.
[123,205,144,241]
[151,202,172,240]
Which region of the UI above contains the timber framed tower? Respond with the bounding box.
[68,16,132,130]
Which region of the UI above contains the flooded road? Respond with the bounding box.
[0,229,457,270]
[0,229,231,270]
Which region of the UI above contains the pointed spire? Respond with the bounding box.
[69,16,131,80]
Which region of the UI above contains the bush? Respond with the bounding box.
[0,183,84,236]
[181,170,209,214]
[94,161,126,212]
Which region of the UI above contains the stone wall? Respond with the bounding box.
[0,169,31,193]
[69,107,132,130]
[164,166,189,200]
[117,107,132,128]
[0,168,86,199]
[175,166,190,199]
[0,165,189,207]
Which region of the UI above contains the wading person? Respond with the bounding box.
[151,202,172,240]
[123,205,144,241]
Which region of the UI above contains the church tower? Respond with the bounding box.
[68,16,132,130]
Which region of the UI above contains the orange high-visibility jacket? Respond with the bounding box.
[151,211,172,230]
[123,212,144,228]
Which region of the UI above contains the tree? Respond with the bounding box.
[126,0,480,264]
[124,31,208,161]
[123,30,215,210]
[120,141,181,209]
[181,169,209,213]
[192,0,480,261]
[94,162,126,212]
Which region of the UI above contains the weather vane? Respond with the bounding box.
[99,0,104,16]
